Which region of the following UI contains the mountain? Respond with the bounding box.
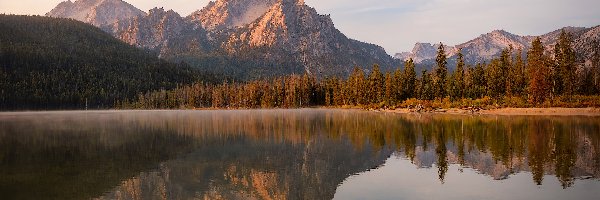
[187,0,279,32]
[46,0,145,26]
[0,15,212,110]
[573,26,600,66]
[47,0,398,79]
[394,42,443,63]
[104,7,212,59]
[396,27,600,68]
[217,0,395,76]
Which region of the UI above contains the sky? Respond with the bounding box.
[1,0,600,55]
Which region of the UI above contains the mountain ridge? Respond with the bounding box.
[46,0,145,26]
[0,14,212,110]
[47,0,397,79]
[395,26,600,67]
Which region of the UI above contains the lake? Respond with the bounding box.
[0,109,599,199]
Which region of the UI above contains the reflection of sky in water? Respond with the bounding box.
[335,154,600,200]
[1,109,599,200]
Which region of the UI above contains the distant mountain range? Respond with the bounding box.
[395,26,600,68]
[47,0,397,79]
[44,0,600,77]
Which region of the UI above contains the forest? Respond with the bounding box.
[121,30,600,110]
[0,15,218,110]
[1,14,599,110]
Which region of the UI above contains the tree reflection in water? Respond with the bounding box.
[0,109,598,199]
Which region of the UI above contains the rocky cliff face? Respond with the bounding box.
[47,0,397,79]
[187,0,279,31]
[46,0,145,26]
[394,43,442,63]
[104,8,211,58]
[573,26,600,66]
[220,0,394,76]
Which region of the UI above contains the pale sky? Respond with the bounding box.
[1,0,600,55]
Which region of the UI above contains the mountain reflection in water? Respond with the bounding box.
[0,109,599,199]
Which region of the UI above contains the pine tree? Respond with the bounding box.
[500,47,512,96]
[473,63,487,99]
[528,37,551,105]
[369,64,385,103]
[554,30,576,96]
[384,72,394,105]
[349,67,366,105]
[402,58,417,99]
[510,49,527,96]
[486,59,503,98]
[449,49,465,100]
[393,67,404,101]
[434,43,448,99]
[421,70,434,100]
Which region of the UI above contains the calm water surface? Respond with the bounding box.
[0,109,599,199]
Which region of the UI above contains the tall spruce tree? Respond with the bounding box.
[510,49,527,96]
[528,37,551,105]
[369,64,385,103]
[434,43,448,99]
[421,70,434,100]
[449,49,465,100]
[473,63,487,99]
[554,30,576,96]
[393,66,404,101]
[403,58,417,99]
[384,72,394,104]
[500,47,512,96]
[349,67,366,105]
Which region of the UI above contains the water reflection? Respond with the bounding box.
[0,109,599,199]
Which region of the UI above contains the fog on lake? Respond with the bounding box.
[0,109,599,199]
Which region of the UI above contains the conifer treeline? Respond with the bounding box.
[122,30,600,109]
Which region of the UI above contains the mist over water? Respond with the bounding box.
[0,109,599,199]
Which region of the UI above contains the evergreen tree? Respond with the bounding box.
[449,49,465,100]
[384,72,394,104]
[402,58,417,99]
[500,47,512,96]
[510,49,527,96]
[554,30,576,96]
[472,63,487,99]
[485,48,511,98]
[349,67,367,105]
[393,66,404,101]
[528,37,551,105]
[486,59,503,98]
[434,43,448,99]
[369,64,385,103]
[421,70,434,100]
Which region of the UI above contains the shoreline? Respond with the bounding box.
[1,107,600,116]
[381,107,600,116]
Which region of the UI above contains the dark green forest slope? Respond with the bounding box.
[0,15,214,110]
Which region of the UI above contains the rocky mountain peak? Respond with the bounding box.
[107,7,211,58]
[395,26,600,70]
[224,0,337,50]
[46,0,396,78]
[187,0,279,31]
[395,42,444,63]
[46,0,145,26]
[187,0,308,31]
